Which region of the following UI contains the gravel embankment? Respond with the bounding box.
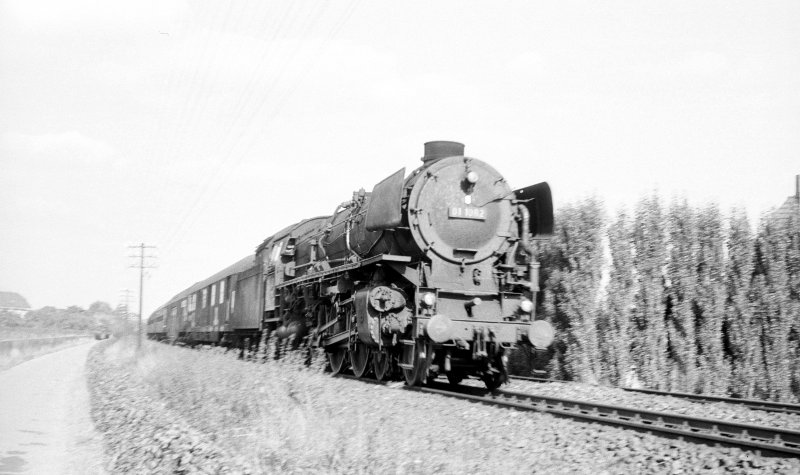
[87,339,250,473]
[502,378,800,431]
[87,338,800,474]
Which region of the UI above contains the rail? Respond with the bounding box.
[333,373,800,457]
[413,383,800,457]
[621,387,800,416]
[513,375,800,415]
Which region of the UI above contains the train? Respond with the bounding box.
[147,141,555,389]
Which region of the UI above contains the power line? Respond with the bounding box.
[128,243,157,350]
[157,1,361,255]
[155,1,308,252]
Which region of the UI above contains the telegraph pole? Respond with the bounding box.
[129,243,157,349]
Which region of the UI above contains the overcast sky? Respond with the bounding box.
[1,0,798,313]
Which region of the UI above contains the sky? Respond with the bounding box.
[1,0,798,314]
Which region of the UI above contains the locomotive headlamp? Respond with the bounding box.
[528,320,555,349]
[422,292,436,307]
[426,314,453,343]
[520,299,534,313]
[466,170,479,184]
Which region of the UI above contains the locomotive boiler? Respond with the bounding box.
[260,140,555,389]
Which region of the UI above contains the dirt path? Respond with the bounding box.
[0,340,105,474]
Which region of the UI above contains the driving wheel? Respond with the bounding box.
[327,347,347,374]
[373,349,391,381]
[351,342,371,378]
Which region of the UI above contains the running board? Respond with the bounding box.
[278,254,411,289]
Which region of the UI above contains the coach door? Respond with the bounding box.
[167,305,179,341]
[227,273,238,327]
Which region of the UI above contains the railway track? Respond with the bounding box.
[335,372,800,457]
[622,387,800,416]
[410,382,800,458]
[513,375,800,415]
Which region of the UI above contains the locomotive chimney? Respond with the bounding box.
[422,141,465,163]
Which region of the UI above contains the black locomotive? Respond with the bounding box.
[147,141,554,389]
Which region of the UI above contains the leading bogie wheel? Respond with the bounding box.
[482,351,508,390]
[351,342,371,378]
[446,372,465,385]
[482,372,505,391]
[402,340,430,386]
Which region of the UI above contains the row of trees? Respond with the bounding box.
[522,195,799,402]
[0,301,128,333]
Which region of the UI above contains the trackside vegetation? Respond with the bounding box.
[513,195,799,402]
[90,337,800,473]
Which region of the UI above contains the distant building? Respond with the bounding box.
[773,175,800,224]
[0,291,32,317]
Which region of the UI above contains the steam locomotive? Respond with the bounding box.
[147,141,554,389]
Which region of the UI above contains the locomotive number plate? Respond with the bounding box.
[448,206,487,220]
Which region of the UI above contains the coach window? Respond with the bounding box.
[219,280,226,304]
[201,288,208,308]
[211,284,217,307]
